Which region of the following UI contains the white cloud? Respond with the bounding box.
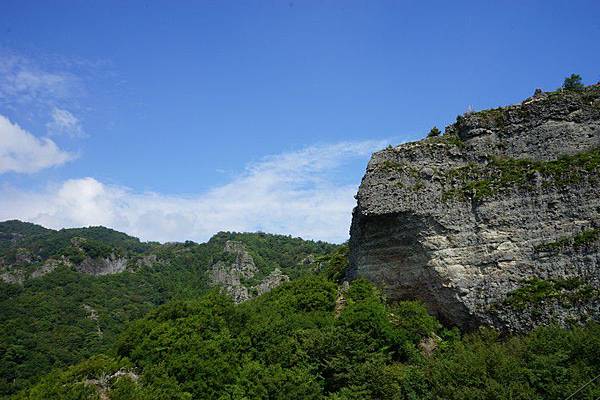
[46,107,85,137]
[0,114,75,173]
[0,140,385,243]
[0,51,86,139]
[0,53,77,106]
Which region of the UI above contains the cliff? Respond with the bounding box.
[348,85,600,332]
[209,240,290,302]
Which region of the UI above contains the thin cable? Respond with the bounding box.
[564,373,600,400]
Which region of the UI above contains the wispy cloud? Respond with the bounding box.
[46,107,85,137]
[0,51,86,137]
[0,140,384,243]
[0,53,79,106]
[0,114,75,173]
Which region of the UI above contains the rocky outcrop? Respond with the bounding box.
[75,256,128,276]
[1,254,131,283]
[255,268,290,296]
[210,240,259,302]
[349,85,600,332]
[209,240,290,302]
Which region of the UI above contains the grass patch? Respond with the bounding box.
[443,148,600,201]
[425,133,465,148]
[504,277,596,310]
[535,228,600,253]
[376,160,427,191]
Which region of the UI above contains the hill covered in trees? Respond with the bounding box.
[2,220,599,399]
[0,220,338,396]
[12,276,600,399]
[3,82,600,399]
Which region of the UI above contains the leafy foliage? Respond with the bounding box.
[3,222,600,399]
[427,126,441,138]
[318,245,350,282]
[15,277,600,400]
[0,222,339,396]
[444,148,600,201]
[563,73,584,91]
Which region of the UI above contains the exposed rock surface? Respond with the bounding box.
[349,85,600,332]
[209,240,290,302]
[254,268,290,296]
[75,256,128,276]
[0,254,130,283]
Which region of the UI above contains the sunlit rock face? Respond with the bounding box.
[349,85,600,332]
[209,240,289,303]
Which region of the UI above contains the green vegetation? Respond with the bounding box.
[318,245,350,282]
[13,277,600,399]
[563,73,585,91]
[427,126,441,138]
[3,222,600,399]
[376,161,427,191]
[503,277,596,310]
[424,132,464,147]
[0,222,338,397]
[462,106,507,129]
[535,228,600,253]
[440,133,465,147]
[378,159,406,173]
[444,148,600,201]
[0,223,154,267]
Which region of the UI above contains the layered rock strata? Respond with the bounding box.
[349,85,600,331]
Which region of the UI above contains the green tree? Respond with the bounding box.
[563,74,584,91]
[427,126,441,138]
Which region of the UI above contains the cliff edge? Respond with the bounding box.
[348,85,600,332]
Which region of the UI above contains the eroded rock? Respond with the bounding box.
[209,240,290,303]
[349,86,600,332]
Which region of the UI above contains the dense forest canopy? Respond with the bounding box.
[1,221,599,399]
[11,277,600,399]
[0,221,338,397]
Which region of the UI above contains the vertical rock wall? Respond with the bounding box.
[349,86,600,331]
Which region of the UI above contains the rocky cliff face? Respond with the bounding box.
[349,85,600,332]
[209,240,290,302]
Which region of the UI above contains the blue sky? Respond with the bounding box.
[0,0,599,242]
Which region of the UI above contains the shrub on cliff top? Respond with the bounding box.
[563,74,584,91]
[427,126,441,138]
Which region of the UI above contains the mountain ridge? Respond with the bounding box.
[0,219,339,396]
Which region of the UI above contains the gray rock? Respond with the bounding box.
[254,268,290,296]
[76,256,128,276]
[349,85,600,332]
[209,240,290,303]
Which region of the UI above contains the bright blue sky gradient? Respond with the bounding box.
[0,0,599,242]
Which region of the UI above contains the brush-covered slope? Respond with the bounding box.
[349,85,600,332]
[0,221,337,396]
[13,277,600,400]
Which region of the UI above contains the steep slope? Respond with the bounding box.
[349,85,600,331]
[0,221,337,396]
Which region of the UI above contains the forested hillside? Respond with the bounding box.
[0,221,337,396]
[2,221,600,399]
[13,276,600,399]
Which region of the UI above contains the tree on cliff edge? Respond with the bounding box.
[563,74,584,91]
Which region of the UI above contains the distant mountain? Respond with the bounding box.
[0,220,339,396]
